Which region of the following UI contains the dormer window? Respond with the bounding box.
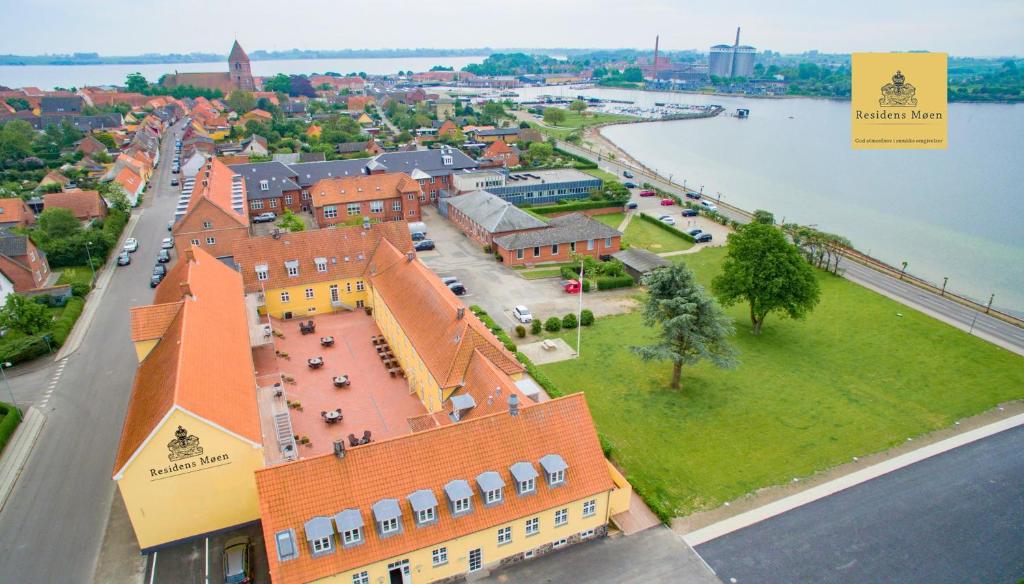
[371,499,402,538]
[381,517,399,534]
[315,257,328,272]
[333,509,364,548]
[444,480,473,517]
[303,516,335,558]
[453,498,470,513]
[539,454,568,487]
[260,179,269,191]
[407,489,438,527]
[285,260,299,277]
[442,155,453,165]
[510,462,539,495]
[476,471,505,507]
[255,264,268,281]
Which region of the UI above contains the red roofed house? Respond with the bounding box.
[482,140,520,167]
[42,189,108,222]
[0,231,51,304]
[346,96,373,111]
[76,135,108,157]
[309,173,422,228]
[114,166,145,206]
[0,198,37,228]
[171,158,249,259]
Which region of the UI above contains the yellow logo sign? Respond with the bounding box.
[852,53,947,149]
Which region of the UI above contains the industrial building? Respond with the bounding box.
[709,27,756,78]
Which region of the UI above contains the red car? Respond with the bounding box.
[562,280,581,294]
[639,190,656,197]
[659,198,675,206]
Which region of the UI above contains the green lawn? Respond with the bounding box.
[595,213,692,253]
[539,247,1024,517]
[56,266,94,289]
[530,111,636,140]
[520,268,564,280]
[582,168,620,183]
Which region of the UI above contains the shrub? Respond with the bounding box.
[581,279,592,293]
[515,325,526,338]
[50,296,84,345]
[560,266,578,280]
[596,275,634,291]
[637,212,695,242]
[0,402,22,454]
[544,317,561,332]
[482,244,492,254]
[580,309,595,326]
[0,336,49,364]
[562,313,578,329]
[530,319,542,335]
[70,283,91,297]
[503,340,517,352]
[598,432,614,457]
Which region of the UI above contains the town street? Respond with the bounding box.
[0,120,185,583]
[695,424,1024,584]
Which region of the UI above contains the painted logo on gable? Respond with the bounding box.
[167,425,204,461]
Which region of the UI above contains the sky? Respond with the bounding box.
[2,0,1022,57]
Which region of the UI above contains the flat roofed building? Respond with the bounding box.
[488,169,601,205]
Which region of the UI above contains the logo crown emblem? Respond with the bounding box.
[167,425,203,462]
[879,70,917,107]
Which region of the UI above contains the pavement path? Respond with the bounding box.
[0,119,186,583]
[694,423,1024,584]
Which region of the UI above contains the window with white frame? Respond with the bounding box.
[259,179,269,191]
[587,239,594,250]
[315,259,327,272]
[408,209,415,216]
[342,528,362,546]
[391,201,402,212]
[355,280,365,291]
[550,469,565,485]
[269,199,278,208]
[583,499,596,517]
[305,288,314,299]
[453,497,471,514]
[525,517,539,536]
[301,190,310,200]
[286,263,299,277]
[206,237,215,245]
[380,517,399,534]
[256,267,268,281]
[605,237,613,247]
[580,529,595,539]
[355,299,365,308]
[347,203,361,216]
[190,239,200,247]
[417,507,435,524]
[432,547,448,566]
[352,572,369,584]
[485,489,502,505]
[554,508,568,526]
[202,220,212,229]
[323,205,338,219]
[285,194,293,205]
[407,193,415,200]
[370,200,383,213]
[251,200,264,210]
[518,478,535,494]
[280,291,290,303]
[497,526,512,545]
[330,285,339,302]
[310,535,332,554]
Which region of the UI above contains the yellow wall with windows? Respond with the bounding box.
[311,491,612,584]
[369,286,444,412]
[115,408,265,551]
[263,277,369,319]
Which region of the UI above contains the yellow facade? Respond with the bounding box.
[133,339,159,362]
[262,277,370,319]
[314,492,611,584]
[369,285,444,413]
[116,408,265,551]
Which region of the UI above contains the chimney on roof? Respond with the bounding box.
[179,281,192,298]
[508,394,520,417]
[333,439,346,459]
[456,307,465,320]
[184,247,195,263]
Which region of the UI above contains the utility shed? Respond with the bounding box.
[612,248,670,282]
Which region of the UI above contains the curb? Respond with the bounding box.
[0,406,46,512]
[56,212,142,361]
[682,411,1024,546]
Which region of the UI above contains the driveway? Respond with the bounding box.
[142,523,269,584]
[476,527,720,584]
[417,208,638,330]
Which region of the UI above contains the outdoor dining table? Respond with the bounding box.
[333,375,350,388]
[320,336,335,347]
[324,410,342,423]
[308,357,325,369]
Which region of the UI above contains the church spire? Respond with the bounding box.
[228,40,249,63]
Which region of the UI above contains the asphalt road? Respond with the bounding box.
[695,425,1024,584]
[0,119,186,583]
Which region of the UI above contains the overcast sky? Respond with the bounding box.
[2,0,1022,57]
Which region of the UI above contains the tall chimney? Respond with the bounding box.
[653,35,659,81]
[735,26,741,48]
[456,307,465,320]
[508,394,519,417]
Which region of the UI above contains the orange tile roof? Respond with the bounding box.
[115,166,142,193]
[484,140,515,157]
[309,173,420,208]
[255,393,613,584]
[42,190,106,220]
[368,240,523,389]
[129,301,183,341]
[0,198,35,225]
[113,247,261,476]
[450,350,530,422]
[231,221,413,294]
[185,157,248,223]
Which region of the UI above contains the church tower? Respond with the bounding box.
[228,40,255,92]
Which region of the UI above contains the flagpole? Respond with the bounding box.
[577,257,584,357]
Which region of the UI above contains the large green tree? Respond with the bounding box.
[263,74,292,94]
[226,90,256,113]
[542,107,567,126]
[37,208,82,240]
[569,100,588,115]
[0,294,51,336]
[712,223,821,335]
[0,120,35,162]
[632,263,737,389]
[125,72,149,93]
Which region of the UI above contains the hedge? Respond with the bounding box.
[596,275,634,290]
[553,147,597,169]
[529,200,624,215]
[51,296,85,346]
[0,402,22,455]
[637,212,696,242]
[0,336,50,364]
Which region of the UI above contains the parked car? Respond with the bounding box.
[440,276,460,286]
[563,280,581,294]
[116,252,131,266]
[659,198,675,206]
[685,191,701,200]
[150,274,163,288]
[411,232,427,241]
[167,220,174,231]
[680,208,698,217]
[624,201,638,210]
[123,238,139,253]
[623,170,634,178]
[172,165,180,174]
[161,237,174,249]
[157,249,171,263]
[695,233,713,243]
[513,305,533,324]
[252,212,277,223]
[700,200,718,212]
[685,227,703,237]
[447,282,467,296]
[414,239,435,251]
[170,177,180,187]
[658,215,676,226]
[153,264,167,277]
[222,536,253,584]
[623,181,638,189]
[639,190,656,197]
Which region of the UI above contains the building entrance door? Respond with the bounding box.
[387,559,410,584]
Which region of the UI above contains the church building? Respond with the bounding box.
[161,41,256,94]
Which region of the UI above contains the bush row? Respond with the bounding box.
[526,200,623,214]
[0,402,22,455]
[596,275,634,290]
[0,336,50,364]
[553,147,598,169]
[51,296,85,346]
[468,305,516,352]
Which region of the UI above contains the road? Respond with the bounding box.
[0,119,186,583]
[695,425,1024,584]
[552,137,1024,356]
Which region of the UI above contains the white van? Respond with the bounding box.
[700,200,718,213]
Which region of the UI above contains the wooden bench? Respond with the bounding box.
[541,340,557,351]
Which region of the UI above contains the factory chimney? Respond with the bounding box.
[652,35,659,81]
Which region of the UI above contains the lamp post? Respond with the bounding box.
[577,257,584,358]
[1,361,19,422]
[941,277,948,297]
[986,294,995,314]
[899,261,908,281]
[84,241,96,284]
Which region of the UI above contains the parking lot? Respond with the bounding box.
[417,208,639,330]
[628,187,731,248]
[144,523,269,584]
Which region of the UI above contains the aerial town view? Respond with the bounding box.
[0,2,1021,583]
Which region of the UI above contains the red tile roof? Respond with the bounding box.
[129,301,183,342]
[42,190,107,220]
[0,198,35,225]
[310,173,420,208]
[186,157,248,223]
[255,393,613,584]
[113,248,261,476]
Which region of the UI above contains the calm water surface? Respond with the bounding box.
[517,86,1024,313]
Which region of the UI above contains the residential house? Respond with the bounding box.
[444,190,547,247]
[334,139,382,156]
[40,95,83,115]
[481,140,520,167]
[494,213,622,266]
[241,134,269,157]
[474,128,520,144]
[436,119,459,138]
[75,135,108,157]
[38,170,72,191]
[43,189,108,222]
[435,97,455,120]
[0,198,37,228]
[231,161,303,217]
[0,231,51,297]
[310,173,422,227]
[305,124,322,140]
[347,96,374,111]
[172,158,249,259]
[113,166,145,206]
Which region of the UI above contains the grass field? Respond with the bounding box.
[582,168,620,183]
[530,111,636,140]
[538,246,1024,518]
[56,266,94,288]
[520,268,563,280]
[594,213,692,253]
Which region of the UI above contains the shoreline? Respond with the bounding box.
[593,84,1022,105]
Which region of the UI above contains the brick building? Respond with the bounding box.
[494,213,622,266]
[172,158,249,259]
[310,173,422,227]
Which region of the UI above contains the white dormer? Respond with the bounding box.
[259,179,269,191]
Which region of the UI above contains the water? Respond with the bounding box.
[0,56,485,89]
[513,86,1024,314]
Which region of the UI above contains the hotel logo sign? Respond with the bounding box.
[149,425,231,480]
[852,53,947,149]
[167,425,203,461]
